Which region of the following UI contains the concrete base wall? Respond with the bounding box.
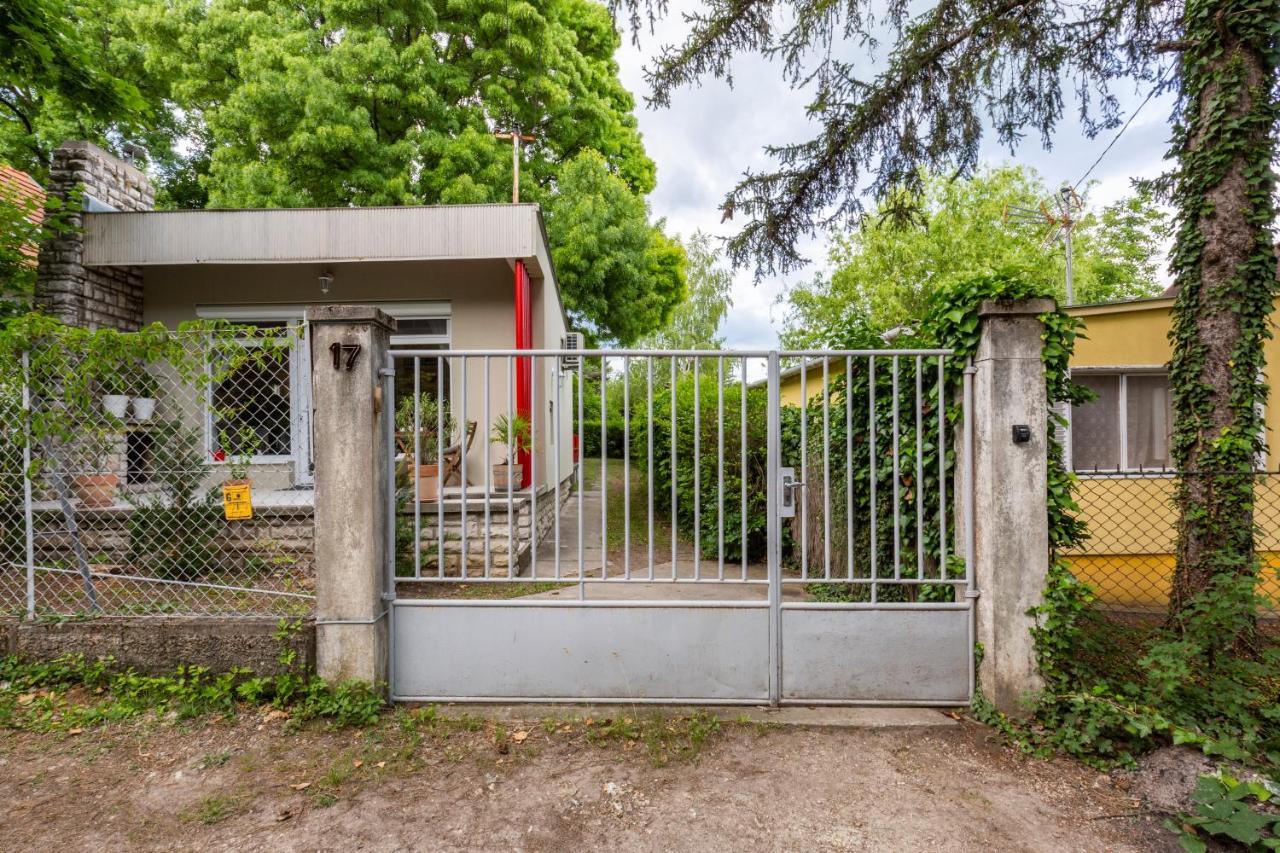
[0,617,315,676]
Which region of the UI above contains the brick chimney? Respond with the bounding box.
[34,141,154,330]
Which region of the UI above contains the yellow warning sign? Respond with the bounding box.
[222,481,253,520]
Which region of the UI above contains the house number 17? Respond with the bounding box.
[329,342,362,371]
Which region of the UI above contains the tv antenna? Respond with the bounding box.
[494,129,537,203]
[1004,183,1084,305]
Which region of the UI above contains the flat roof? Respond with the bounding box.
[81,203,556,280]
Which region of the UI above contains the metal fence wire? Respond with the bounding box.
[1064,471,1280,619]
[0,327,315,619]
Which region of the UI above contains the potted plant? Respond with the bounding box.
[130,371,158,422]
[396,394,455,502]
[489,412,530,491]
[71,431,120,508]
[99,371,130,421]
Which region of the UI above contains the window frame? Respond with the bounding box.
[1068,366,1173,476]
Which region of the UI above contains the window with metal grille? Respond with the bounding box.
[208,324,296,460]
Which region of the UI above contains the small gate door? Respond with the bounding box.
[385,347,973,705]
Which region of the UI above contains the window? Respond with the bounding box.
[1071,372,1172,471]
[390,316,451,408]
[208,322,299,460]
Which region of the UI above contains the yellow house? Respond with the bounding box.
[774,299,1280,610]
[1065,295,1280,609]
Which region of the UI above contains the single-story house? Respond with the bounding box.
[30,140,577,577]
[1063,293,1280,609]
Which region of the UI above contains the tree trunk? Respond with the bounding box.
[1166,2,1280,628]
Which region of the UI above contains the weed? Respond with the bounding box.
[185,792,244,825]
[199,750,233,770]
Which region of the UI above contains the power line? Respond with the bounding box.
[1072,70,1171,191]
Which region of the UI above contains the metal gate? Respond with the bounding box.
[384,348,973,705]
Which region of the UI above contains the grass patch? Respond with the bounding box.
[184,792,246,825]
[582,711,722,766]
[411,581,572,600]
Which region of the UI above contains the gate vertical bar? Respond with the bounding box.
[963,357,977,700]
[383,351,397,693]
[766,351,782,706]
[413,357,421,578]
[22,351,35,620]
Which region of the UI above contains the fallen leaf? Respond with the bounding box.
[16,693,34,706]
[67,727,83,735]
[511,730,528,743]
[375,761,386,769]
[263,709,291,723]
[276,807,297,822]
[352,759,363,768]
[289,781,312,791]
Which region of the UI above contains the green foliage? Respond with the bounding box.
[0,623,383,732]
[1168,772,1280,852]
[783,166,1168,346]
[637,230,734,350]
[128,420,221,581]
[394,392,455,463]
[0,185,77,315]
[490,412,532,459]
[1163,0,1280,625]
[0,0,155,178]
[543,149,687,343]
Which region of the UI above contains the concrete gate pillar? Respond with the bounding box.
[971,298,1053,716]
[308,306,396,685]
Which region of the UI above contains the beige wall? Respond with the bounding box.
[142,258,572,490]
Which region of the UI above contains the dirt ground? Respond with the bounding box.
[0,707,1177,852]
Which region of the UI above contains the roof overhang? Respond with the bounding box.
[81,203,554,279]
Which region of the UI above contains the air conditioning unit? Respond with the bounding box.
[561,332,585,368]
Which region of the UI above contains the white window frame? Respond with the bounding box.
[1069,366,1172,475]
[196,301,452,486]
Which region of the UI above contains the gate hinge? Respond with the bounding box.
[378,367,396,378]
[964,589,981,599]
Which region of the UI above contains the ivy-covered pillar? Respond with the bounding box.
[308,306,396,686]
[971,298,1053,716]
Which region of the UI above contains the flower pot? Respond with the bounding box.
[491,463,523,491]
[130,396,156,421]
[72,473,120,508]
[414,461,445,502]
[102,394,129,420]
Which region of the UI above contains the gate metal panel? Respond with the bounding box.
[390,600,769,703]
[384,347,974,706]
[779,605,971,703]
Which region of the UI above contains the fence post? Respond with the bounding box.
[308,306,397,686]
[971,298,1054,716]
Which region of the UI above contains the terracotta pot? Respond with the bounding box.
[72,473,120,508]
[411,462,440,502]
[491,463,523,491]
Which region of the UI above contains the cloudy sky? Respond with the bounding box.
[613,6,1177,350]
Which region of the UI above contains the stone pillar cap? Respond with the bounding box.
[305,305,398,330]
[977,297,1056,317]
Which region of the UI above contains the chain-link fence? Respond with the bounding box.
[0,325,315,619]
[1064,471,1280,621]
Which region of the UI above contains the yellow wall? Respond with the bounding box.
[778,358,848,406]
[1065,296,1280,609]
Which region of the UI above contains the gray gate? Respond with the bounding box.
[384,348,974,705]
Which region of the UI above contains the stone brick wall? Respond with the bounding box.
[34,140,153,331]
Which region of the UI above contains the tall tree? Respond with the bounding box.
[543,149,686,343]
[783,165,1168,345]
[639,230,733,349]
[1,0,160,179]
[634,0,1280,629]
[120,0,681,341]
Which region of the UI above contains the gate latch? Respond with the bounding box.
[779,467,803,518]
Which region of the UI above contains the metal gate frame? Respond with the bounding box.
[384,348,974,706]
